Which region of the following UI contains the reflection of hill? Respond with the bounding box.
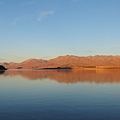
[2,70,120,84]
[0,70,5,75]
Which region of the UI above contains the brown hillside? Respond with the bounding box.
[8,58,47,69]
[3,55,120,69]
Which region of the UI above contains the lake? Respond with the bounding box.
[0,69,120,120]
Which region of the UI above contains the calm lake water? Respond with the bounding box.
[0,69,120,120]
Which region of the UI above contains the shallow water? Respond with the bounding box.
[0,70,120,120]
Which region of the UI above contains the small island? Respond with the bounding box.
[41,67,72,70]
[0,65,7,71]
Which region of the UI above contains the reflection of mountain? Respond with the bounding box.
[0,70,5,74]
[2,70,120,84]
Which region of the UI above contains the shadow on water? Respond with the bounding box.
[1,69,120,84]
[0,70,5,75]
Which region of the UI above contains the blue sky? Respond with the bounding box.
[0,0,120,62]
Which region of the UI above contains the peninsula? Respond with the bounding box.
[0,65,7,70]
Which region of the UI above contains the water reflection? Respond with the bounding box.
[0,70,120,120]
[0,70,5,74]
[1,70,120,83]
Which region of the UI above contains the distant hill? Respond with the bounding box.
[7,58,47,69]
[1,55,120,69]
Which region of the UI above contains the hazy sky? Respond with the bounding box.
[0,0,120,62]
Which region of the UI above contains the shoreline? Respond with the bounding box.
[5,67,120,71]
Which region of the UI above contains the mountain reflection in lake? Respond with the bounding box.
[0,70,120,120]
[2,69,120,83]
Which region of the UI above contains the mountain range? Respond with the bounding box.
[1,55,120,69]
